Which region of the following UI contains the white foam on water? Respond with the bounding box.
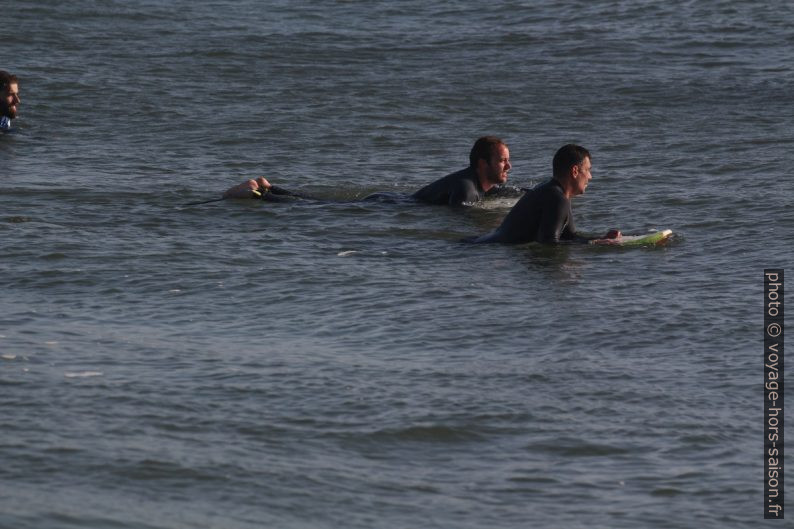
[64,371,103,378]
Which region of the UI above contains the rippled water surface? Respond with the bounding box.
[2,1,792,528]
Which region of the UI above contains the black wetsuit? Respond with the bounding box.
[258,186,411,204]
[468,179,578,244]
[260,168,523,206]
[411,167,522,206]
[257,185,313,202]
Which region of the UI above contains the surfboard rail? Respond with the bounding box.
[589,229,673,247]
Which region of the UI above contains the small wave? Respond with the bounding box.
[477,197,521,210]
[4,216,33,223]
[368,424,485,443]
[337,250,389,257]
[64,371,103,378]
[651,487,683,497]
[527,439,629,457]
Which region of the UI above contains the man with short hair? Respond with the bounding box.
[221,136,521,206]
[466,144,619,243]
[410,136,513,206]
[0,70,20,132]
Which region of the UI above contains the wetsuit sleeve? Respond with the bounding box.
[260,185,314,202]
[560,209,577,241]
[448,180,481,206]
[537,193,573,243]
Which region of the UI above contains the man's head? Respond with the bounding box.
[0,71,20,119]
[553,144,591,197]
[470,136,511,188]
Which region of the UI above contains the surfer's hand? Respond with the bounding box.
[604,229,621,239]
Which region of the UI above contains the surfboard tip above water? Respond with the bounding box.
[589,229,673,247]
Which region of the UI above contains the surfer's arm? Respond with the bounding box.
[258,185,311,202]
[543,198,621,243]
[448,180,480,207]
[537,195,572,243]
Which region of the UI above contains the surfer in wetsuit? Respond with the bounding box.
[466,144,620,244]
[221,136,523,206]
[410,136,516,206]
[0,70,20,132]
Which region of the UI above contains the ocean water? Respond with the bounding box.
[1,1,792,528]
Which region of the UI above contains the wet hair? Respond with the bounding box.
[0,70,18,91]
[469,136,506,167]
[553,144,590,178]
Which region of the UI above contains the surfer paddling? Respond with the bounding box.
[465,144,620,244]
[410,136,515,206]
[221,136,523,207]
[0,70,20,132]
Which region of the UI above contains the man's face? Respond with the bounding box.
[485,144,511,185]
[1,82,20,119]
[572,156,592,195]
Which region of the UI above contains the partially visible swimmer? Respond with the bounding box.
[0,70,20,132]
[464,144,620,244]
[410,136,519,206]
[221,136,524,206]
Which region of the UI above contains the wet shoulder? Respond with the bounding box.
[412,166,476,203]
[532,179,567,204]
